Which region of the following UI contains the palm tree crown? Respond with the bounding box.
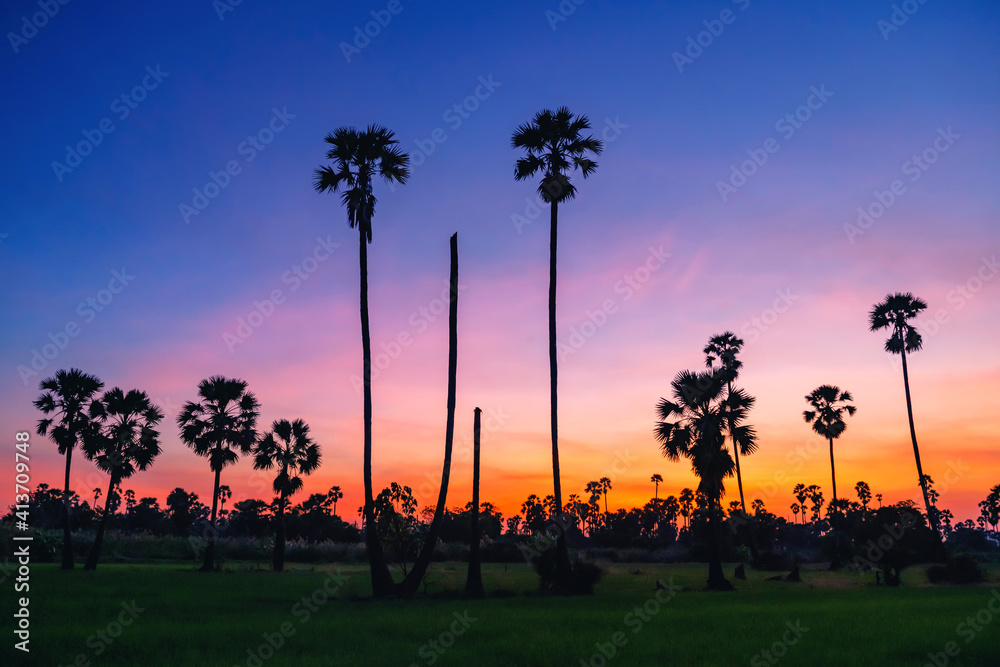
[803,385,857,441]
[869,292,926,354]
[253,419,322,498]
[35,368,104,455]
[511,107,602,203]
[313,125,410,243]
[177,376,260,471]
[85,388,163,480]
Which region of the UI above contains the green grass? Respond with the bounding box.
[3,562,998,666]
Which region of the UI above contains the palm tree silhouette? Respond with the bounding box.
[679,488,694,530]
[869,292,938,533]
[315,125,409,597]
[82,388,163,570]
[599,477,612,514]
[328,486,344,519]
[253,418,321,572]
[651,473,663,500]
[704,332,755,514]
[34,368,104,569]
[656,369,755,590]
[512,107,602,583]
[217,485,232,518]
[177,376,259,571]
[803,385,856,503]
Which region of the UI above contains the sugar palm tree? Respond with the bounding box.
[599,477,612,513]
[651,474,663,500]
[177,376,259,571]
[217,485,232,518]
[82,388,163,570]
[512,107,602,584]
[328,486,344,519]
[315,125,408,597]
[704,332,755,513]
[253,418,321,572]
[803,385,856,503]
[655,369,755,590]
[869,292,938,533]
[34,368,104,569]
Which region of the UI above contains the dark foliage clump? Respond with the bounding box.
[926,555,985,585]
[531,548,604,594]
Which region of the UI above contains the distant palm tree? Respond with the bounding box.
[791,503,800,523]
[315,125,409,598]
[599,477,612,513]
[704,332,756,513]
[253,419,321,572]
[34,368,105,569]
[328,486,344,519]
[177,376,259,571]
[803,385,856,503]
[82,388,163,570]
[656,369,755,590]
[855,481,872,513]
[512,107,602,584]
[679,488,694,529]
[869,292,938,533]
[92,487,102,509]
[651,474,663,500]
[217,485,232,518]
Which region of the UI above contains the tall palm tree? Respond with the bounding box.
[328,486,344,519]
[651,474,663,500]
[599,477,612,514]
[655,369,756,591]
[315,125,409,598]
[177,376,259,572]
[869,292,938,533]
[34,368,104,569]
[253,419,321,572]
[803,385,856,503]
[704,332,755,513]
[82,388,162,570]
[512,107,602,583]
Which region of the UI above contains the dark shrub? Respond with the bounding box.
[927,555,985,584]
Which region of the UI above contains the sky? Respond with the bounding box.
[1,0,997,526]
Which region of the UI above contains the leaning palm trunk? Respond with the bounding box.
[62,448,75,569]
[360,228,396,597]
[400,234,459,598]
[900,349,938,535]
[203,468,221,572]
[465,407,484,598]
[84,474,118,570]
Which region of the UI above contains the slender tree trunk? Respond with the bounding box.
[202,467,221,572]
[273,493,286,572]
[85,475,118,570]
[547,199,572,586]
[728,382,748,515]
[401,233,459,598]
[360,229,395,596]
[61,446,75,569]
[706,495,733,591]
[900,348,938,534]
[466,407,484,598]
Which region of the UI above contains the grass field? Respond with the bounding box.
[3,561,998,666]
